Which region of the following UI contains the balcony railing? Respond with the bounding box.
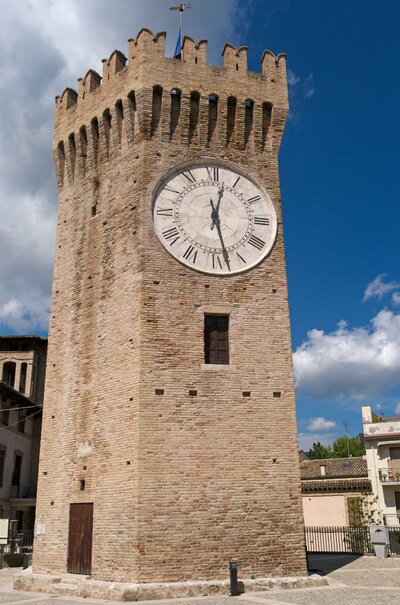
[378,467,400,484]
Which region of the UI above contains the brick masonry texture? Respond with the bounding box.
[33,29,307,584]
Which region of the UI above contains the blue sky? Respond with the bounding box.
[0,0,399,450]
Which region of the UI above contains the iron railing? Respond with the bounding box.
[305,526,372,554]
[305,525,400,555]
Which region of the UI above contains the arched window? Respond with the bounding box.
[227,96,237,146]
[91,118,99,165]
[127,91,137,140]
[68,133,76,178]
[79,125,88,174]
[151,86,163,136]
[2,362,16,387]
[262,102,272,148]
[189,91,200,144]
[115,100,124,145]
[57,141,65,186]
[208,94,218,145]
[170,88,181,139]
[19,363,27,394]
[244,99,254,146]
[103,109,112,159]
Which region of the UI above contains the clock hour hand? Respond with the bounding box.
[215,183,224,215]
[210,199,219,230]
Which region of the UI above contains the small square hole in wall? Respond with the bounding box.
[273,392,281,398]
[80,479,85,491]
[189,390,197,396]
[155,389,164,396]
[243,391,251,398]
[272,458,278,463]
[126,460,131,466]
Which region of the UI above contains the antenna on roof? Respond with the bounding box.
[170,3,192,61]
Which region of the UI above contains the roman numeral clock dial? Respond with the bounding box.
[152,162,278,275]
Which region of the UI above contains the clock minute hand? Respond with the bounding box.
[214,216,231,271]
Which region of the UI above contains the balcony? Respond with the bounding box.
[378,467,400,485]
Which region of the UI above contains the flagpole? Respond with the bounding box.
[180,7,184,61]
[170,3,191,61]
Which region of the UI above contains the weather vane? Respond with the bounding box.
[170,3,192,60]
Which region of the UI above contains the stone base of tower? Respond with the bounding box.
[14,568,328,601]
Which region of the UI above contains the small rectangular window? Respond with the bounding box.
[204,315,229,365]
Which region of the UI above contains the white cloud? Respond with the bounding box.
[287,69,300,87]
[393,292,400,306]
[298,432,335,451]
[287,69,315,121]
[363,274,400,302]
[395,403,400,416]
[293,309,400,399]
[306,417,337,431]
[0,0,241,334]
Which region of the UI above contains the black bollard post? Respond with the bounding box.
[229,561,239,597]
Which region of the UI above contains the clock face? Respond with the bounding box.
[152,161,278,276]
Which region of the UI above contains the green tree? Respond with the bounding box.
[305,433,365,459]
[331,433,365,457]
[305,441,334,459]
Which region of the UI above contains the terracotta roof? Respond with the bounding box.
[300,457,367,479]
[0,335,47,341]
[302,478,371,493]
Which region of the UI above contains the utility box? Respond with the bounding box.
[370,525,389,558]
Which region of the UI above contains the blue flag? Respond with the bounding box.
[174,28,182,59]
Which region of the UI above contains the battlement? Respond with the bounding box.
[55,28,287,114]
[53,28,288,190]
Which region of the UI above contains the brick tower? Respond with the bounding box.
[32,29,306,591]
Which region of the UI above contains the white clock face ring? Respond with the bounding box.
[152,161,278,276]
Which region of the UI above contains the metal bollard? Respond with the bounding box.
[229,561,239,597]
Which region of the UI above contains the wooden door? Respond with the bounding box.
[67,503,93,575]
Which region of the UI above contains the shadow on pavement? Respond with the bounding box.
[307,553,363,575]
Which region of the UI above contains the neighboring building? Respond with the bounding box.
[0,336,47,531]
[362,404,400,526]
[32,27,307,594]
[301,457,371,526]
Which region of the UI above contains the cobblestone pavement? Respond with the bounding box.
[0,555,399,605]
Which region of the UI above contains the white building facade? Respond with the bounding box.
[362,404,400,526]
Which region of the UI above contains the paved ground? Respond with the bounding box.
[0,555,399,604]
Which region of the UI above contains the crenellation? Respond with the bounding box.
[195,39,208,65]
[108,50,127,75]
[222,44,248,72]
[61,87,78,110]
